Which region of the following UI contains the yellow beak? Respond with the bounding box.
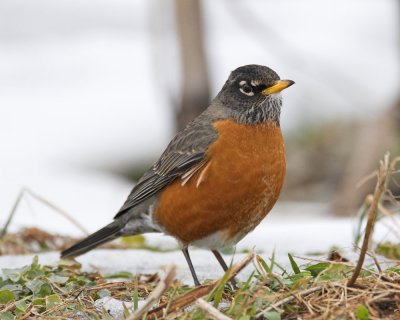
[262,80,295,95]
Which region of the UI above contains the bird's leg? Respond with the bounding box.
[182,247,201,286]
[212,250,238,289]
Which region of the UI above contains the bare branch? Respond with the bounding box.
[0,187,89,238]
[347,153,390,287]
[126,265,176,320]
[195,298,233,320]
[256,286,324,317]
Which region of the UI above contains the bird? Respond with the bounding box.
[61,64,294,286]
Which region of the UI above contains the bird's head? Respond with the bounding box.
[216,64,294,126]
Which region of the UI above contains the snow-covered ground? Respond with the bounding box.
[1,201,398,283]
[0,0,399,274]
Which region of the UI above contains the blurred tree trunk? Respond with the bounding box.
[333,98,400,215]
[333,1,400,215]
[175,0,210,130]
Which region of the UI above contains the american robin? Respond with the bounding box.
[61,64,294,286]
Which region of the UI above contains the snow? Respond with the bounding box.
[94,297,140,318]
[1,206,398,285]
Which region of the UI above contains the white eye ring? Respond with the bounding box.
[240,88,254,96]
[239,82,254,96]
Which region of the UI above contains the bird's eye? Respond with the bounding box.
[239,84,254,96]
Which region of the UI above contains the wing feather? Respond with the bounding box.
[114,121,217,218]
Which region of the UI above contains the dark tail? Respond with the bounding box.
[61,221,122,258]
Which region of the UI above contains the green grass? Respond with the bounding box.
[0,252,399,319]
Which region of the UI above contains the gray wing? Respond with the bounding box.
[114,121,218,218]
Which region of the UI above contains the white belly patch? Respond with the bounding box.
[190,230,238,250]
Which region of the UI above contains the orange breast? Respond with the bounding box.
[154,120,286,246]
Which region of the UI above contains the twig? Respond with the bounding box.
[195,298,233,320]
[224,251,254,280]
[0,189,25,238]
[356,171,378,189]
[256,286,324,317]
[25,188,90,235]
[147,252,255,319]
[0,301,16,313]
[154,284,214,319]
[19,306,33,320]
[347,153,390,287]
[126,264,176,320]
[366,251,382,274]
[390,156,400,171]
[293,255,355,268]
[368,291,394,303]
[294,254,387,279]
[0,188,89,238]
